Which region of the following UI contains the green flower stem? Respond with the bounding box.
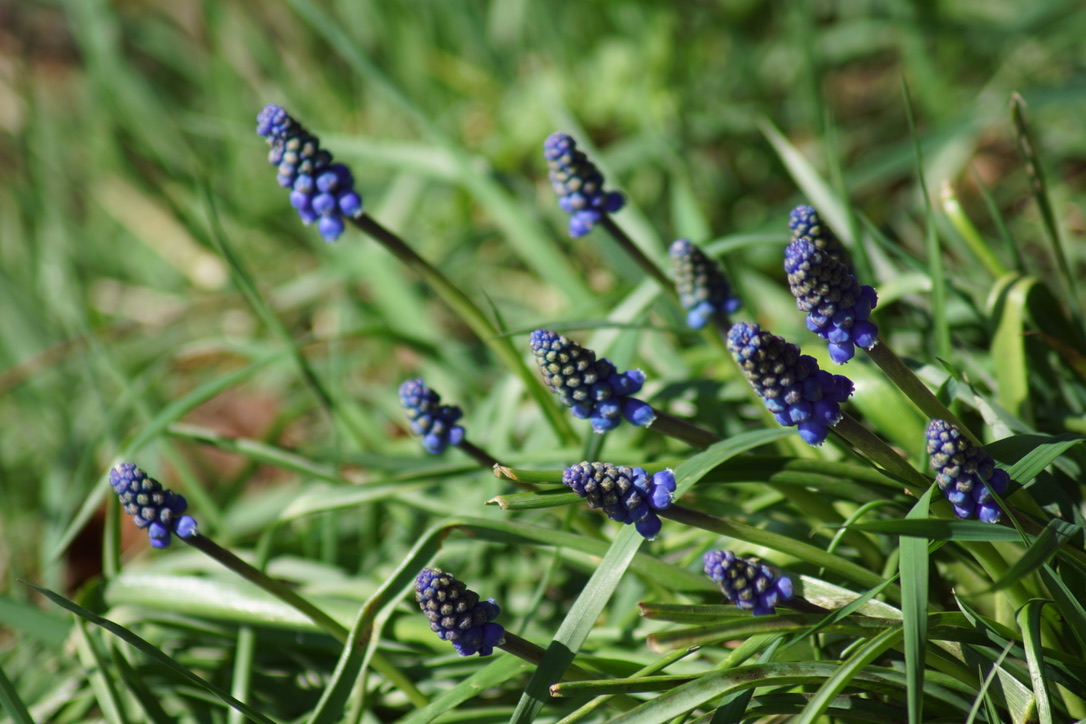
[864,340,979,445]
[599,215,677,302]
[647,410,724,449]
[499,632,594,681]
[183,533,427,707]
[831,414,930,495]
[492,465,568,485]
[661,504,897,598]
[456,438,500,469]
[350,214,576,445]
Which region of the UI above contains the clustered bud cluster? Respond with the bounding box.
[110,463,198,548]
[785,237,879,364]
[530,329,655,433]
[257,105,363,242]
[926,419,1009,523]
[789,205,853,271]
[703,550,794,616]
[669,239,742,330]
[399,379,466,454]
[415,568,505,657]
[562,462,677,540]
[544,132,625,238]
[727,322,853,446]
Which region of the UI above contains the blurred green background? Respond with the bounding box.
[3,0,1086,682]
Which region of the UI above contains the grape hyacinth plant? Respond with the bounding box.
[670,238,742,330]
[530,329,655,433]
[415,567,506,657]
[562,462,677,540]
[399,379,466,454]
[109,462,198,548]
[256,104,363,241]
[703,550,794,616]
[926,419,1010,523]
[544,132,626,238]
[727,322,854,446]
[785,236,879,364]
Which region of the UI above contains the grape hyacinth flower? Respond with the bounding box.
[529,329,655,433]
[256,105,363,242]
[544,132,625,238]
[703,550,794,616]
[926,419,1010,523]
[563,462,677,540]
[727,322,853,446]
[415,568,505,657]
[399,379,466,454]
[109,463,198,549]
[785,237,879,364]
[789,204,852,271]
[670,239,742,330]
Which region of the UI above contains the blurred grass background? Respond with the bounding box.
[3,0,1086,719]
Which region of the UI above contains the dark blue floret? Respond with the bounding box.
[703,550,794,616]
[727,322,853,446]
[529,329,655,433]
[925,419,1009,523]
[415,568,505,657]
[544,133,625,238]
[785,237,879,364]
[399,379,466,454]
[109,463,198,549]
[256,105,363,242]
[669,239,742,330]
[563,462,677,540]
[788,205,853,272]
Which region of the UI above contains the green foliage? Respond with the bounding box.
[3,1,1086,722]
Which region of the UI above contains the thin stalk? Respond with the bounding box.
[599,215,676,301]
[647,410,724,449]
[865,340,979,445]
[456,438,500,469]
[350,214,576,445]
[830,414,930,495]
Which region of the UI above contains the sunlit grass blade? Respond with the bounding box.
[399,657,533,724]
[508,528,644,724]
[1018,600,1054,724]
[900,484,935,724]
[795,626,904,724]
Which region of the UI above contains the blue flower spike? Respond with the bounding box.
[109,463,198,549]
[415,568,505,657]
[256,105,363,242]
[703,550,794,616]
[789,205,852,272]
[529,329,655,433]
[563,462,677,540]
[544,132,625,238]
[785,236,879,364]
[727,322,853,446]
[669,239,742,330]
[399,379,466,454]
[926,419,1010,523]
